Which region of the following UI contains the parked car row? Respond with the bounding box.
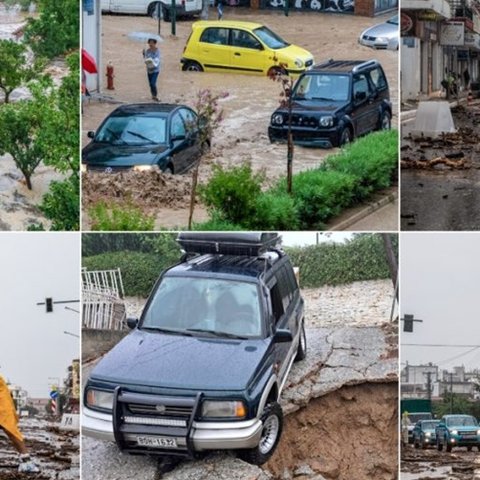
[412,414,480,452]
[82,20,391,173]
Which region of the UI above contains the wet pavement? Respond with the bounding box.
[401,103,480,230]
[0,417,79,480]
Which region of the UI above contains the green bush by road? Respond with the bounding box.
[197,130,398,230]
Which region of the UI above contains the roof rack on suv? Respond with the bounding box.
[177,233,281,257]
[352,60,378,73]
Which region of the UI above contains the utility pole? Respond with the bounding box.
[450,373,453,414]
[424,371,432,404]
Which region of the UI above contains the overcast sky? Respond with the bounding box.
[0,233,80,397]
[401,233,480,371]
[281,232,352,246]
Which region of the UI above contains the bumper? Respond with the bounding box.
[268,125,339,148]
[358,38,388,49]
[448,434,480,446]
[82,407,263,451]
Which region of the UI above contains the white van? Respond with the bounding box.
[101,0,203,21]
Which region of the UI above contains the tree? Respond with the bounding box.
[24,0,79,59]
[0,81,56,189]
[0,40,40,103]
[188,89,227,229]
[269,67,295,194]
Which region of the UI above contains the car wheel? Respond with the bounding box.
[339,127,352,147]
[446,439,452,453]
[294,321,307,362]
[239,402,283,465]
[267,66,287,78]
[163,165,174,174]
[182,61,203,72]
[437,438,443,451]
[147,1,160,17]
[379,110,391,130]
[421,441,427,450]
[414,438,419,449]
[162,5,171,22]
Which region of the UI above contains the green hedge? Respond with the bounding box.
[197,130,398,230]
[285,234,397,288]
[83,251,180,297]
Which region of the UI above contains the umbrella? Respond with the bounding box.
[127,32,163,43]
[82,48,98,74]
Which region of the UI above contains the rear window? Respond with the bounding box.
[199,27,229,46]
[369,67,388,91]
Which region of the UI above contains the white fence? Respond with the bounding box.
[82,268,127,330]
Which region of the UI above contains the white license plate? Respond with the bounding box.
[136,436,177,448]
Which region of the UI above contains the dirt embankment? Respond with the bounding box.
[265,383,398,480]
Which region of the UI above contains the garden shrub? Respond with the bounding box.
[89,202,155,231]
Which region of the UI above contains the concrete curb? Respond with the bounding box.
[329,190,398,231]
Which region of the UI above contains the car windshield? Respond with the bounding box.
[95,114,167,146]
[293,74,350,102]
[408,413,431,423]
[141,276,262,338]
[446,416,478,427]
[421,421,439,430]
[387,15,398,25]
[253,26,289,49]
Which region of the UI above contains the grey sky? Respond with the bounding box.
[0,233,80,397]
[281,232,352,247]
[401,233,480,371]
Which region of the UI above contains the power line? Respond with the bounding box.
[402,344,480,348]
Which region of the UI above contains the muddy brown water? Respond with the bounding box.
[401,104,480,230]
[82,9,398,229]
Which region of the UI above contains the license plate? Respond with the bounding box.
[136,436,177,448]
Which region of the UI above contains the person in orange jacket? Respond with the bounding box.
[0,374,40,473]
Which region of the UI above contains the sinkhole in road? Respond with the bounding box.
[263,382,398,480]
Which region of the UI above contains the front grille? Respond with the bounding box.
[87,165,132,173]
[459,430,477,435]
[290,114,318,128]
[127,403,193,418]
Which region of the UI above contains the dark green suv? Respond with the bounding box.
[82,233,306,465]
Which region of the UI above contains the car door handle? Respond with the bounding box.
[234,52,241,56]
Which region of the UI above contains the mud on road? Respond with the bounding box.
[401,103,480,230]
[82,9,398,229]
[0,417,79,480]
[401,444,480,479]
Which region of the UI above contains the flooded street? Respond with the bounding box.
[401,103,480,230]
[401,445,480,479]
[82,9,398,228]
[0,417,79,480]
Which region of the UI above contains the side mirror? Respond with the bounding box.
[171,134,186,142]
[273,328,293,343]
[127,317,138,329]
[354,91,367,102]
[87,131,95,139]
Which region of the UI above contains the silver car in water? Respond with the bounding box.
[359,15,399,50]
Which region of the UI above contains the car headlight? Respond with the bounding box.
[425,432,431,437]
[272,113,284,125]
[477,430,480,435]
[201,400,246,419]
[319,116,334,127]
[294,58,304,68]
[86,389,114,411]
[133,165,154,172]
[450,429,458,435]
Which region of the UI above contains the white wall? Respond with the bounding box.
[82,0,102,92]
[401,37,421,101]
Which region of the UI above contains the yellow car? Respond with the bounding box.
[181,20,314,76]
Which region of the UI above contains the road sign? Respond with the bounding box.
[50,390,59,399]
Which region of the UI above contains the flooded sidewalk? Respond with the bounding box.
[0,417,79,480]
